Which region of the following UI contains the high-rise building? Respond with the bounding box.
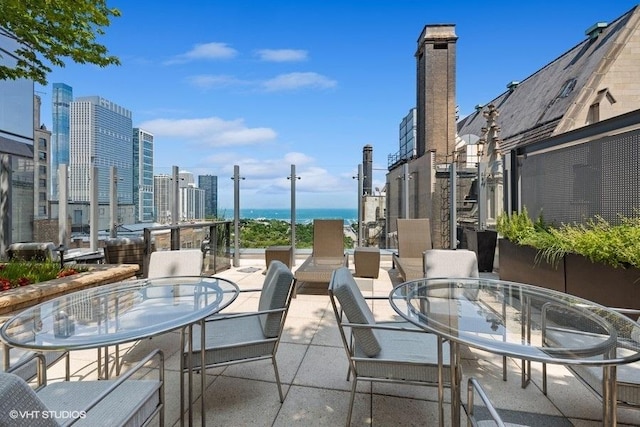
[69,96,133,204]
[0,29,35,244]
[133,128,154,222]
[180,185,205,221]
[51,83,72,200]
[198,175,218,218]
[154,174,172,223]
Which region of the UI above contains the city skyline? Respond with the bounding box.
[35,1,639,209]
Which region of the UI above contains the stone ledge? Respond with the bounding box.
[0,264,140,316]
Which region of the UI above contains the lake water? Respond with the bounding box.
[220,208,358,224]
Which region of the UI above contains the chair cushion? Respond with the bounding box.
[258,260,294,338]
[147,249,202,279]
[37,379,160,427]
[423,249,479,278]
[330,267,381,357]
[185,316,277,368]
[0,373,55,427]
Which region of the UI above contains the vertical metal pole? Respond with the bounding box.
[290,164,297,265]
[450,162,457,249]
[90,166,99,250]
[233,165,241,267]
[58,165,68,247]
[171,166,179,226]
[109,166,118,238]
[402,163,410,218]
[357,164,364,247]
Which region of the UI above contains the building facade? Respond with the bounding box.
[69,96,134,205]
[50,83,72,201]
[33,95,51,220]
[198,174,218,218]
[386,24,458,248]
[154,174,172,224]
[0,29,35,248]
[133,128,154,222]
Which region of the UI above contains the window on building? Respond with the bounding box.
[587,103,600,124]
[558,78,577,98]
[38,138,47,149]
[38,151,47,160]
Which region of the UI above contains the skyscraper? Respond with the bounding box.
[133,128,154,222]
[69,96,133,204]
[198,175,218,218]
[51,83,72,200]
[154,174,172,223]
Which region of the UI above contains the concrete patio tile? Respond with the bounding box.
[220,341,307,385]
[310,315,343,348]
[195,376,289,427]
[281,314,322,345]
[292,344,368,393]
[372,393,447,426]
[273,384,371,427]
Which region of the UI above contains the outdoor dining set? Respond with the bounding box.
[0,219,639,426]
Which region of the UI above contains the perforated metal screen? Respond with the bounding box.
[520,129,640,225]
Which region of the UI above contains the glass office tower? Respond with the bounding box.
[133,128,154,222]
[69,96,133,204]
[51,83,72,200]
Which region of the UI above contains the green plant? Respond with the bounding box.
[0,261,85,292]
[497,210,640,269]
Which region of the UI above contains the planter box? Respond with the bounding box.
[498,239,640,310]
[565,253,640,310]
[0,264,139,316]
[498,239,566,293]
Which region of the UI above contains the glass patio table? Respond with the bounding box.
[0,275,239,426]
[389,277,640,427]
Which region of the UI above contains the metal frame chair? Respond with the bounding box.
[181,260,295,422]
[329,266,451,426]
[0,349,164,427]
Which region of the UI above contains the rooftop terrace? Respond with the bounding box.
[3,253,639,426]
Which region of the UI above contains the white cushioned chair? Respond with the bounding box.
[182,260,295,405]
[0,349,164,427]
[147,249,203,279]
[329,266,451,426]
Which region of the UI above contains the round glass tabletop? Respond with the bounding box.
[1,276,239,351]
[390,277,640,365]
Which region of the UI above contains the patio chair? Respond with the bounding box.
[1,342,69,383]
[328,266,451,426]
[467,377,529,427]
[541,307,640,410]
[392,218,433,281]
[0,349,164,427]
[293,219,348,296]
[182,260,295,405]
[424,249,514,383]
[147,249,203,278]
[103,236,146,275]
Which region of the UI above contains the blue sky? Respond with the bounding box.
[36,0,639,211]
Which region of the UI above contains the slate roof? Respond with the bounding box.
[456,5,639,152]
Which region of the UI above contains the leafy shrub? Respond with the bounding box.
[497,211,640,269]
[0,261,84,292]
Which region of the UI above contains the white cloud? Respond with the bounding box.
[164,42,237,65]
[262,72,337,92]
[186,74,246,89]
[255,49,308,62]
[138,117,276,147]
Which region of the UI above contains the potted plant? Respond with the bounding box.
[497,209,640,308]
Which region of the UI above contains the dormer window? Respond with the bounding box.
[558,78,577,98]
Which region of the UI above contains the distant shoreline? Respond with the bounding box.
[219,208,358,224]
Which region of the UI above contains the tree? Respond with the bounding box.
[0,0,121,85]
